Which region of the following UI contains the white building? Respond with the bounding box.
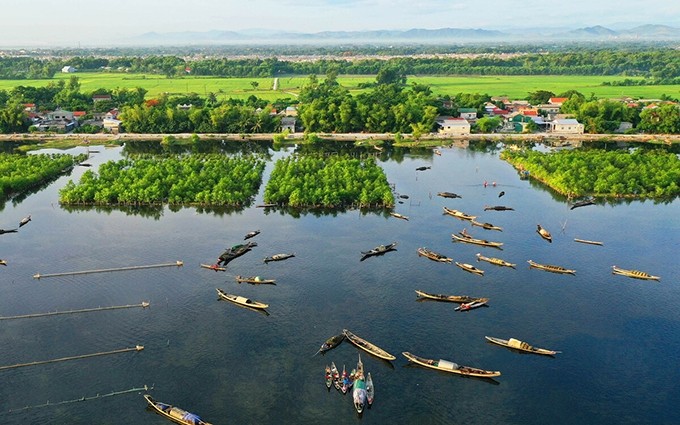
[61,66,76,73]
[436,117,471,135]
[550,119,584,134]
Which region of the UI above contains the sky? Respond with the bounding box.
[1,0,679,47]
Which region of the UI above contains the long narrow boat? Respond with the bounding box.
[263,253,295,263]
[485,336,560,356]
[216,288,269,310]
[470,220,503,231]
[325,365,333,389]
[389,212,409,221]
[353,377,367,414]
[235,275,276,285]
[476,253,516,268]
[483,205,514,211]
[331,362,341,391]
[315,333,345,356]
[437,191,462,199]
[455,262,484,276]
[527,260,575,275]
[402,352,500,378]
[366,372,374,406]
[536,224,552,243]
[452,233,503,248]
[343,329,396,361]
[612,266,660,281]
[443,207,477,221]
[574,238,603,246]
[244,230,260,240]
[454,300,488,311]
[361,242,398,257]
[417,247,453,263]
[415,289,488,304]
[144,394,213,425]
[200,264,225,272]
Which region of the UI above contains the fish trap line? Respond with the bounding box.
[0,345,144,372]
[0,301,150,321]
[7,384,155,413]
[33,260,183,279]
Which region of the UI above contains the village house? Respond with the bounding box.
[92,94,112,103]
[436,116,471,135]
[550,118,584,134]
[280,117,297,133]
[61,65,76,73]
[458,108,478,121]
[103,118,122,133]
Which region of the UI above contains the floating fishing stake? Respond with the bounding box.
[33,261,183,279]
[8,384,154,413]
[0,345,144,371]
[0,301,150,321]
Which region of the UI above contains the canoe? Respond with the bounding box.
[361,242,398,257]
[263,253,295,263]
[315,333,345,355]
[235,275,276,285]
[536,224,552,243]
[454,300,488,311]
[389,212,409,221]
[144,394,213,425]
[417,247,453,263]
[415,289,488,304]
[216,288,269,310]
[612,266,660,281]
[437,191,462,199]
[416,166,431,171]
[331,362,341,391]
[366,372,374,406]
[570,198,595,210]
[452,233,503,248]
[485,336,560,356]
[470,220,503,231]
[200,264,225,272]
[483,205,514,211]
[434,149,442,156]
[343,329,396,361]
[217,241,257,266]
[527,260,575,275]
[455,262,484,276]
[341,365,350,394]
[574,238,603,246]
[402,352,500,378]
[356,352,364,379]
[443,207,476,221]
[244,230,260,240]
[324,365,333,389]
[353,378,367,413]
[475,253,516,269]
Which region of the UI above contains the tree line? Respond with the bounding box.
[0,153,85,199]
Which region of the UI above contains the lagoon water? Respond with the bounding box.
[1,142,679,425]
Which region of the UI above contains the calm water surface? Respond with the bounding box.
[1,142,679,425]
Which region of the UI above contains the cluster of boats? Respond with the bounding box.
[325,354,375,414]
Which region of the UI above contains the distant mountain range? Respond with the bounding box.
[133,24,680,44]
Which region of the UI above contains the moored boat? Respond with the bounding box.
[389,212,409,221]
[452,233,503,248]
[144,394,213,425]
[443,206,476,221]
[527,260,575,275]
[216,288,269,310]
[483,205,514,211]
[455,262,484,276]
[244,230,260,240]
[475,253,516,268]
[361,242,398,258]
[437,191,462,199]
[325,365,333,389]
[536,224,552,243]
[235,275,276,285]
[485,336,560,356]
[341,365,350,394]
[402,352,500,378]
[343,329,396,361]
[612,266,660,281]
[454,300,488,311]
[366,372,374,406]
[263,253,295,263]
[574,238,603,246]
[216,241,257,266]
[570,198,595,210]
[353,377,367,413]
[331,362,341,391]
[415,289,488,304]
[315,333,345,355]
[470,220,503,231]
[200,264,225,272]
[417,247,453,263]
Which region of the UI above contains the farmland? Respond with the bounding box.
[0,72,677,101]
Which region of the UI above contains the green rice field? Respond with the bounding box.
[1,72,678,101]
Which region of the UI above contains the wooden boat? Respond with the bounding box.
[455,262,484,276]
[443,207,476,221]
[325,365,333,389]
[438,191,462,199]
[536,224,552,243]
[256,203,276,208]
[574,238,603,246]
[343,329,396,361]
[353,377,367,413]
[263,253,295,263]
[570,198,595,210]
[527,260,575,275]
[389,212,409,221]
[483,205,514,211]
[144,394,213,425]
[217,241,257,266]
[356,352,364,380]
[244,230,260,240]
[452,233,503,248]
[415,166,431,171]
[366,372,374,406]
[200,264,225,272]
[361,242,398,257]
[485,336,560,356]
[612,266,660,281]
[235,275,276,285]
[455,300,488,311]
[470,220,503,231]
[0,259,6,266]
[476,253,516,269]
[315,333,345,355]
[434,149,442,156]
[402,352,500,378]
[415,289,488,304]
[216,288,269,310]
[341,365,350,394]
[331,362,341,391]
[417,247,452,263]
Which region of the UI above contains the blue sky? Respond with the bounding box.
[1,0,678,46]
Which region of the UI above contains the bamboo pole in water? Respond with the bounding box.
[0,301,150,321]
[0,345,144,371]
[33,261,183,279]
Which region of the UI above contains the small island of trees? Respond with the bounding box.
[59,154,265,206]
[1,153,85,199]
[264,155,394,208]
[501,148,680,198]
